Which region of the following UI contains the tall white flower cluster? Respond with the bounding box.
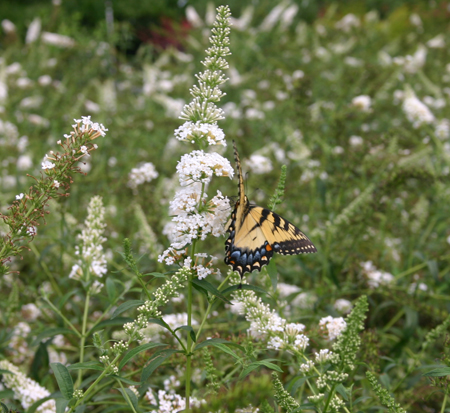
[69,195,107,291]
[402,87,435,128]
[361,260,394,289]
[0,360,56,412]
[158,6,234,273]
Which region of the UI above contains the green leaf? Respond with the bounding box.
[148,318,172,331]
[141,349,181,383]
[112,375,142,385]
[174,325,196,342]
[55,398,70,413]
[0,369,14,375]
[106,277,117,303]
[31,327,75,346]
[423,367,450,377]
[143,272,169,279]
[353,396,372,405]
[27,396,54,413]
[266,260,278,291]
[92,317,133,331]
[117,387,138,410]
[240,360,283,379]
[221,284,268,296]
[1,401,10,413]
[111,300,145,319]
[191,278,231,304]
[67,361,103,371]
[335,383,349,401]
[194,338,245,352]
[119,342,167,370]
[0,390,14,398]
[212,343,240,359]
[51,362,74,400]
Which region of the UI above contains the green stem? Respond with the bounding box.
[382,308,405,332]
[76,290,91,388]
[322,383,336,413]
[30,243,62,296]
[69,353,122,412]
[441,393,448,413]
[42,296,81,338]
[116,378,138,413]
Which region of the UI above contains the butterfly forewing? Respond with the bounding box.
[248,207,317,255]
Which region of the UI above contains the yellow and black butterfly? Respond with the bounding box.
[225,142,317,277]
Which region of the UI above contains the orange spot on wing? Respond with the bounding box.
[230,260,235,265]
[266,244,273,251]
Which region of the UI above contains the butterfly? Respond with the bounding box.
[224,141,317,277]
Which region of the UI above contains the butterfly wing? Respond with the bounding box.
[225,141,316,277]
[248,206,317,255]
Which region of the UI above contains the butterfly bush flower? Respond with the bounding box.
[351,95,372,112]
[402,87,435,128]
[361,260,394,289]
[159,6,233,274]
[319,316,347,340]
[69,196,107,290]
[0,116,107,272]
[245,154,273,174]
[127,162,159,191]
[0,360,56,412]
[334,298,353,314]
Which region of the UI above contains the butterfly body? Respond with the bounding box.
[225,142,317,277]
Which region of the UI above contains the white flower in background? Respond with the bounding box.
[334,299,352,314]
[0,360,56,412]
[41,32,75,48]
[69,196,107,283]
[259,2,288,32]
[149,389,203,412]
[351,95,372,112]
[163,312,198,330]
[435,119,450,140]
[25,18,41,44]
[16,77,33,88]
[128,162,159,190]
[398,44,427,74]
[20,96,43,109]
[186,5,203,28]
[230,6,253,31]
[15,193,24,200]
[244,154,273,174]
[361,261,394,289]
[277,283,301,297]
[319,316,347,340]
[38,75,52,86]
[402,88,435,128]
[349,135,363,146]
[21,303,42,321]
[2,19,16,34]
[292,291,316,309]
[17,155,33,171]
[335,13,360,32]
[427,34,445,49]
[408,282,428,294]
[85,100,100,113]
[174,121,226,146]
[176,150,233,186]
[280,4,299,29]
[344,56,363,67]
[409,13,422,28]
